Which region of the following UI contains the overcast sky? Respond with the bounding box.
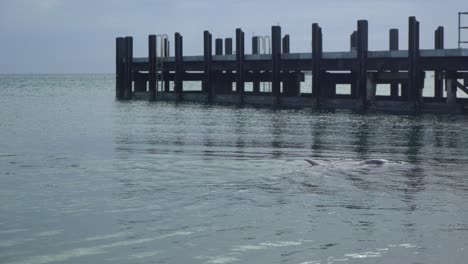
[0,0,467,73]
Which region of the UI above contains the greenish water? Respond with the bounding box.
[0,74,467,264]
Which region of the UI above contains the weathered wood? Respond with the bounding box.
[408,17,421,105]
[252,36,260,94]
[148,35,156,100]
[163,38,170,92]
[272,26,281,105]
[225,38,233,55]
[174,32,183,100]
[134,72,147,92]
[350,31,357,51]
[434,26,444,99]
[124,36,133,100]
[116,37,125,100]
[389,29,399,98]
[312,23,322,99]
[203,31,213,102]
[357,20,368,108]
[282,35,290,54]
[236,29,245,102]
[215,38,223,55]
[446,71,457,104]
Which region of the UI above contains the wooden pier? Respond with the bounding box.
[115,17,468,113]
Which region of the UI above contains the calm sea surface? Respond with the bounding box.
[0,74,467,264]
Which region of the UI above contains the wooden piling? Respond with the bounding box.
[203,31,213,102]
[175,32,183,100]
[236,29,245,103]
[434,26,444,99]
[312,23,322,101]
[350,31,357,51]
[389,29,399,98]
[134,72,147,92]
[164,38,170,92]
[445,71,457,104]
[282,35,290,54]
[252,36,260,94]
[124,36,133,100]
[272,26,282,106]
[408,17,421,105]
[148,35,157,100]
[225,38,233,55]
[357,20,368,108]
[215,38,223,55]
[115,37,125,100]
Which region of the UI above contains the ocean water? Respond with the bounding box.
[0,74,467,264]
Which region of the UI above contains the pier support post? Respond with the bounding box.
[116,37,125,100]
[148,35,156,100]
[312,23,323,102]
[225,38,233,55]
[124,36,133,100]
[350,31,358,97]
[282,34,300,97]
[389,29,399,99]
[408,17,422,107]
[357,20,368,109]
[272,26,282,106]
[366,73,376,104]
[164,38,170,92]
[252,36,260,94]
[203,31,213,102]
[445,71,457,105]
[236,29,245,103]
[175,32,183,100]
[282,34,290,54]
[434,26,444,99]
[134,72,147,92]
[350,31,357,51]
[215,38,223,55]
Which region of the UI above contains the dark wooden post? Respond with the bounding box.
[350,31,357,51]
[164,38,170,92]
[312,23,322,101]
[203,31,213,102]
[134,72,147,92]
[350,31,357,97]
[272,26,282,106]
[434,26,444,99]
[408,17,421,105]
[282,34,290,54]
[215,38,223,55]
[252,36,260,94]
[389,29,399,98]
[225,38,233,55]
[148,35,157,100]
[236,29,245,103]
[124,36,133,100]
[357,20,368,108]
[175,32,183,100]
[223,38,233,94]
[116,37,125,100]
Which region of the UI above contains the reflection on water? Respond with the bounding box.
[0,75,467,264]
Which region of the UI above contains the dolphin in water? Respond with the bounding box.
[304,159,321,166]
[304,158,388,167]
[360,159,388,166]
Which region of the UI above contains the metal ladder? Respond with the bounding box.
[459,12,468,48]
[156,34,169,92]
[256,35,271,92]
